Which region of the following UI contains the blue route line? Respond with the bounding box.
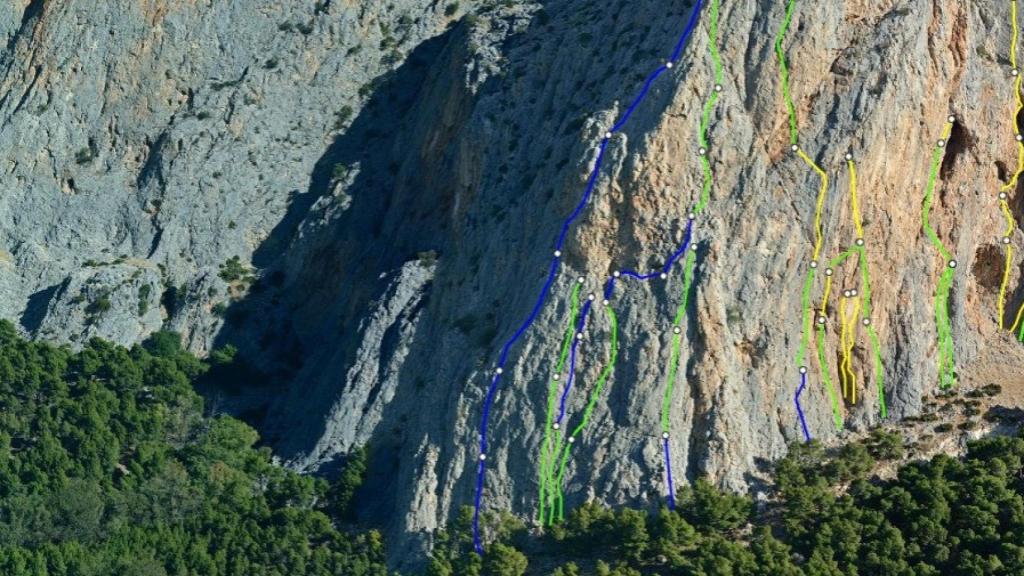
[659,225,696,509]
[672,2,705,62]
[611,66,668,132]
[661,221,695,273]
[620,270,660,281]
[472,0,706,554]
[607,222,696,512]
[795,372,810,441]
[603,278,617,300]
[557,141,609,250]
[556,300,593,424]
[602,221,695,299]
[663,437,677,510]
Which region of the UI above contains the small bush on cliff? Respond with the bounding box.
[218,255,250,282]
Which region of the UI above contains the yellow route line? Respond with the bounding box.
[798,149,831,261]
[1000,202,1016,329]
[1004,0,1024,191]
[819,159,877,410]
[1000,0,1024,330]
[1004,144,1024,191]
[844,157,887,415]
[838,296,849,399]
[1003,201,1017,238]
[843,161,860,404]
[844,160,865,405]
[1012,295,1024,332]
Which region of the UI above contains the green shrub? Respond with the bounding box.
[332,162,351,180]
[866,429,905,460]
[137,283,152,315]
[218,256,250,283]
[677,478,752,532]
[551,563,580,576]
[330,446,369,520]
[334,105,354,129]
[482,542,527,576]
[75,147,95,164]
[417,250,439,267]
[86,291,112,317]
[982,383,1003,396]
[208,344,237,366]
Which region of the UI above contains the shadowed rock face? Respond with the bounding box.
[0,0,471,351]
[4,0,1024,568]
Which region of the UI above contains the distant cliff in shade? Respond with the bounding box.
[3,0,1024,569]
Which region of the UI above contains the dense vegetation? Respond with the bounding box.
[0,322,386,576]
[3,316,1023,575]
[431,429,1024,575]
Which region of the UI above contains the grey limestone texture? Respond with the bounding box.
[3,0,1024,568]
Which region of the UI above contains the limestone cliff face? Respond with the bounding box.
[0,0,472,350]
[4,0,1024,568]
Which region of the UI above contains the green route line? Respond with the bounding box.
[866,325,887,414]
[659,0,720,436]
[830,248,853,270]
[921,120,957,389]
[817,226,891,423]
[662,250,699,432]
[795,150,830,375]
[922,123,955,262]
[774,0,799,145]
[541,0,724,525]
[815,249,861,430]
[935,268,956,388]
[548,304,619,524]
[537,284,583,523]
[854,242,888,418]
[855,246,872,316]
[833,250,858,403]
[695,0,723,214]
[841,159,886,418]
[776,0,832,443]
[822,241,887,419]
[776,0,848,438]
[777,0,889,438]
[776,0,825,373]
[814,323,843,430]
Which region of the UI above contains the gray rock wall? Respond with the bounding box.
[4,0,1024,569]
[0,0,472,350]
